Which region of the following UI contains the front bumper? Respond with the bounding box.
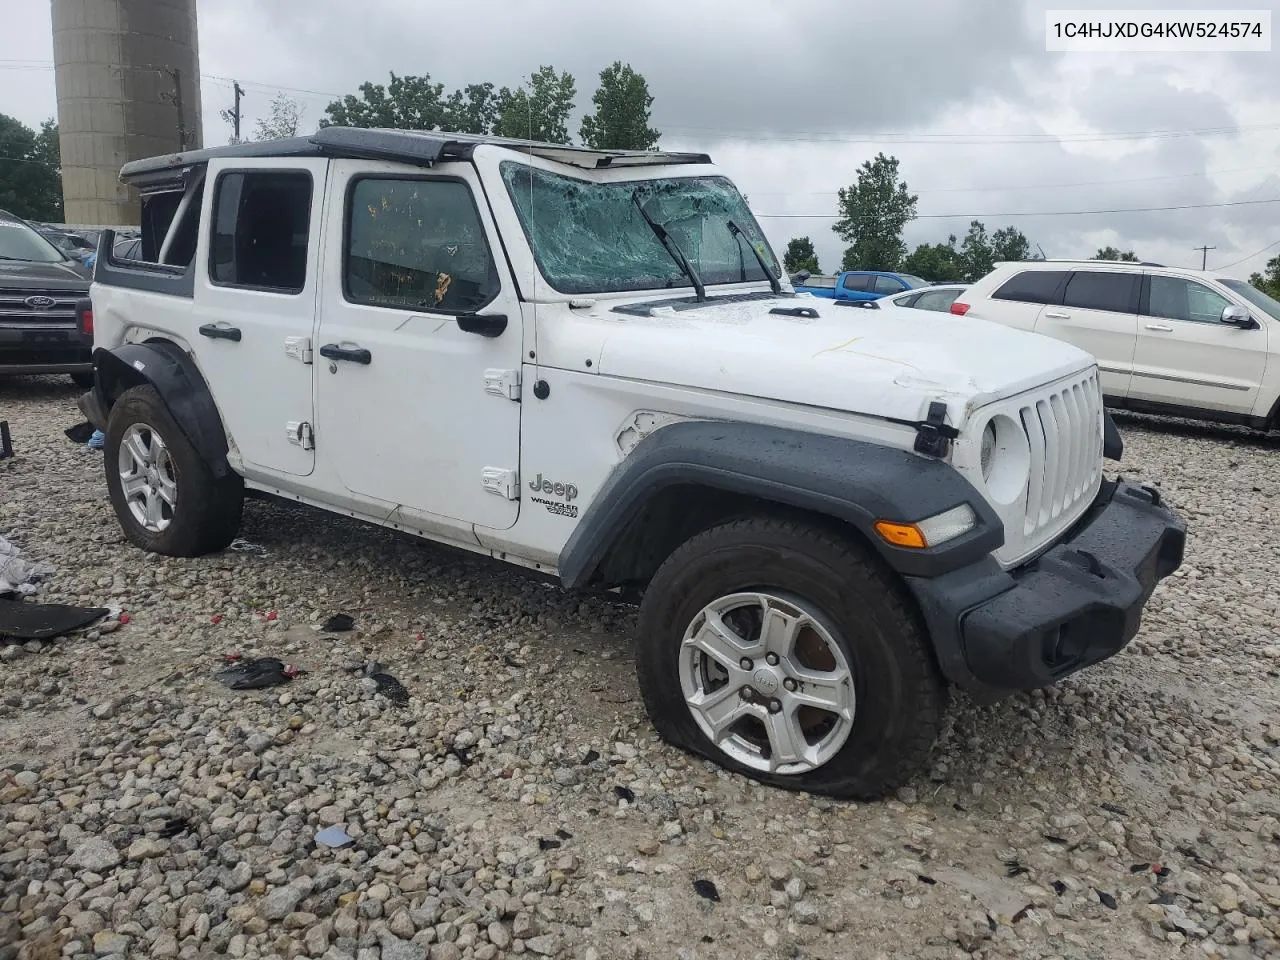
[908,480,1186,698]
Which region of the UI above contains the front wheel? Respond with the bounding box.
[104,385,243,556]
[635,516,947,799]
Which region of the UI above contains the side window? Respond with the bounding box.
[841,273,871,291]
[210,171,312,293]
[344,177,498,314]
[873,275,904,295]
[1061,271,1137,313]
[915,291,950,312]
[992,270,1068,304]
[1148,276,1233,324]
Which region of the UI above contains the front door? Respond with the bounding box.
[1034,268,1139,400]
[314,161,523,531]
[193,158,329,477]
[1130,274,1269,415]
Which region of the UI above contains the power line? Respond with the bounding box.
[1213,238,1280,271]
[1193,244,1216,270]
[754,197,1280,220]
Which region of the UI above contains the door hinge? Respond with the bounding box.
[483,368,521,401]
[480,467,519,500]
[284,336,313,364]
[286,420,315,451]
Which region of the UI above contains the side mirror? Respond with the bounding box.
[1221,304,1257,328]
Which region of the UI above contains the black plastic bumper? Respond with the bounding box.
[0,325,92,374]
[908,480,1186,699]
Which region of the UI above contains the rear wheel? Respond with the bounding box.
[636,516,947,798]
[104,385,243,556]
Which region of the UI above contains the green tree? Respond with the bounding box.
[579,62,659,150]
[494,66,577,144]
[991,225,1031,263]
[783,236,820,275]
[1249,254,1280,299]
[902,235,962,281]
[254,93,305,141]
[957,220,993,281]
[322,72,450,129]
[0,114,62,221]
[443,83,498,135]
[832,153,917,272]
[1093,246,1140,262]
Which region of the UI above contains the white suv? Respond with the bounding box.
[953,260,1280,430]
[77,128,1185,798]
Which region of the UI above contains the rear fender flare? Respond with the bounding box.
[82,342,232,478]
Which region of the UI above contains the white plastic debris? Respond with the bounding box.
[0,536,54,597]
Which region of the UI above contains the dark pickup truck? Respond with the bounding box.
[0,209,93,386]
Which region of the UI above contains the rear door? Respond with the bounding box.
[1129,273,1269,415]
[835,273,872,301]
[192,158,328,477]
[1034,269,1139,400]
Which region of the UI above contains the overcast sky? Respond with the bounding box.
[3,0,1278,279]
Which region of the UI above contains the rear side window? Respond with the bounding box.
[344,177,498,314]
[873,275,904,295]
[1061,271,1137,313]
[210,171,313,293]
[992,270,1067,304]
[842,273,872,291]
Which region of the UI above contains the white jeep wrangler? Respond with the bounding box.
[79,128,1186,798]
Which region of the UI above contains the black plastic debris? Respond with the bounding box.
[555,829,572,841]
[215,657,303,690]
[157,817,190,839]
[368,670,407,706]
[581,750,600,764]
[614,785,635,803]
[1130,863,1151,874]
[64,422,96,444]
[315,826,355,848]
[692,879,720,902]
[917,874,937,885]
[1100,802,1127,815]
[538,838,561,850]
[0,599,108,641]
[321,613,355,632]
[0,421,12,460]
[1004,858,1029,878]
[1051,881,1067,896]
[447,746,473,766]
[1096,889,1118,910]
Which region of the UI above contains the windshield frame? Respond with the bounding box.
[0,218,70,264]
[1218,278,1280,322]
[498,160,781,298]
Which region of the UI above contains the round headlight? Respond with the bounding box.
[980,421,997,480]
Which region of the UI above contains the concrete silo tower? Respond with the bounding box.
[51,0,202,225]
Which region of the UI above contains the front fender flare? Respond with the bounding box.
[80,342,232,478]
[557,420,1004,588]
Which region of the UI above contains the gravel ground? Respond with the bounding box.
[1,376,1278,960]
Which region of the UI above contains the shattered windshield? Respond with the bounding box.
[500,162,781,296]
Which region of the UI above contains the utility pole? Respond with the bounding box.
[1194,245,1216,270]
[232,82,245,142]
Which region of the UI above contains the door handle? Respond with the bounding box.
[319,343,372,364]
[199,323,242,342]
[1042,311,1070,319]
[1145,324,1173,332]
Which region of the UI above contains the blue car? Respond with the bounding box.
[792,270,931,302]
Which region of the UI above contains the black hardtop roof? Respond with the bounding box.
[119,127,714,188]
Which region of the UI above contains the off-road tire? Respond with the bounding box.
[636,516,947,799]
[104,384,243,556]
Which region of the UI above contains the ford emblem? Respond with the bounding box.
[24,295,56,309]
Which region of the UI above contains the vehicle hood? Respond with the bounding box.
[544,293,1095,427]
[0,259,92,290]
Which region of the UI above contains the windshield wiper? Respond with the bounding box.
[728,220,781,295]
[632,192,706,302]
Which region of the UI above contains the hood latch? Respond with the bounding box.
[913,401,959,458]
